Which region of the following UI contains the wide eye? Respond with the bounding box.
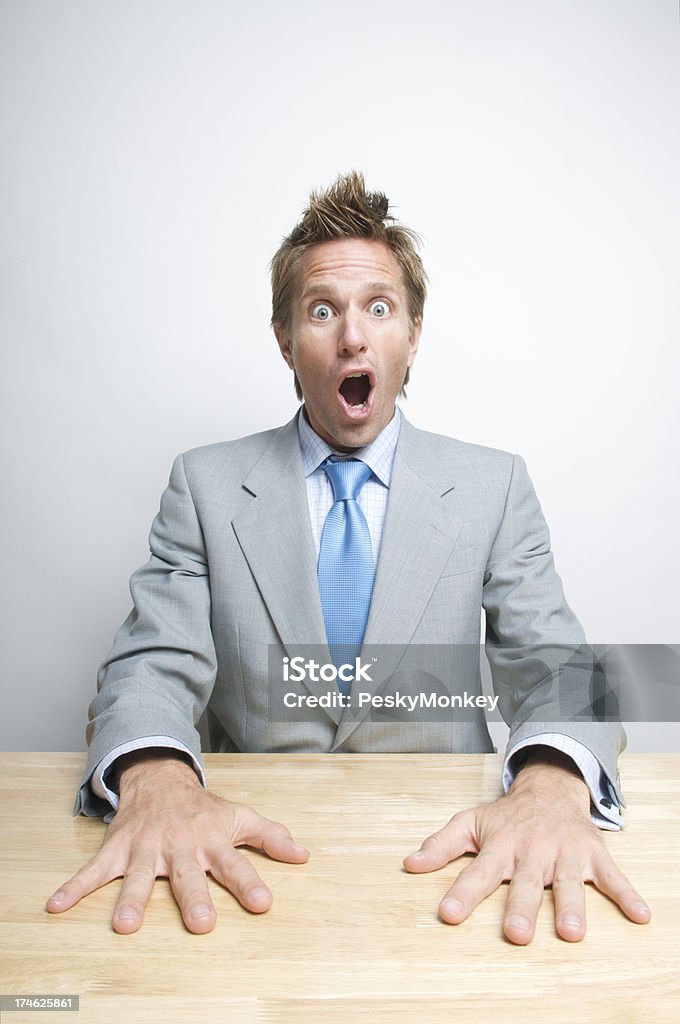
[369,300,390,318]
[311,302,333,321]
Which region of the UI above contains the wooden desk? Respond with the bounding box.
[0,753,678,1023]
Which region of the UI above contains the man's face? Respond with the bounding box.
[274,238,421,451]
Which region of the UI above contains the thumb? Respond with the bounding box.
[232,803,310,863]
[403,810,476,873]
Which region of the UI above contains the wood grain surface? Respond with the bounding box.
[0,753,678,1023]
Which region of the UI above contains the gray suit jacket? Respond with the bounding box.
[76,413,623,814]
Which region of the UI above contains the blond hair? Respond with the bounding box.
[271,171,427,398]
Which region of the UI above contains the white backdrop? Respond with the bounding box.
[1,0,678,752]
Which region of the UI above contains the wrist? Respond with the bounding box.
[509,747,590,809]
[115,749,199,796]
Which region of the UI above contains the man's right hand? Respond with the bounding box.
[45,752,310,934]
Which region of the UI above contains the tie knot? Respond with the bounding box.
[322,457,372,502]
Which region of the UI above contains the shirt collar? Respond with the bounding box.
[297,405,401,488]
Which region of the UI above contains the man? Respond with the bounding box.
[47,172,650,944]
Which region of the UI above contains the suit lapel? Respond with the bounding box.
[232,415,327,648]
[231,415,343,725]
[364,421,462,645]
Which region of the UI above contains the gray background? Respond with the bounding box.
[1,0,678,753]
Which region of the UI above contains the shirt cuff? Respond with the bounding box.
[503,733,626,831]
[91,737,206,824]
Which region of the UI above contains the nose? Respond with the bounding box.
[337,309,367,357]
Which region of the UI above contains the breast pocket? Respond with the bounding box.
[439,546,482,579]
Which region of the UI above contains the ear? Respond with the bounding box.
[407,317,423,367]
[273,322,295,370]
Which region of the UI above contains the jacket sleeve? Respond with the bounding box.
[482,454,625,804]
[74,452,217,816]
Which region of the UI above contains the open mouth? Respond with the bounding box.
[338,372,372,408]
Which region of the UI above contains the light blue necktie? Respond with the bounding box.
[317,457,375,694]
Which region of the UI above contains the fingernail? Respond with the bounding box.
[441,898,464,918]
[49,891,66,903]
[189,903,213,920]
[409,851,426,861]
[634,901,650,915]
[116,906,139,920]
[506,915,531,932]
[561,914,582,928]
[249,887,270,902]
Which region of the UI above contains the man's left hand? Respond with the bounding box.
[403,748,651,944]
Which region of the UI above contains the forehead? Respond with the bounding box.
[297,238,406,297]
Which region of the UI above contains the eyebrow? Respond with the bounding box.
[300,281,401,301]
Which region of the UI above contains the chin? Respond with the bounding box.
[329,422,381,451]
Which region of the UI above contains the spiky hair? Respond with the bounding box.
[287,173,393,243]
[271,170,427,327]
